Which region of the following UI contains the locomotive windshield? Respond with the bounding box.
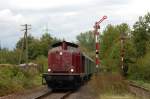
[51,41,78,48]
[50,41,79,52]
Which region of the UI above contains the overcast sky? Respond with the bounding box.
[0,0,150,49]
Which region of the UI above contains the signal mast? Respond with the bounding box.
[93,16,107,70]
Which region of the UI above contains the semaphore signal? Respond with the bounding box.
[93,16,107,70]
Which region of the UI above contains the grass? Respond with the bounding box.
[129,80,150,90]
[88,73,141,99]
[100,94,139,99]
[89,73,129,95]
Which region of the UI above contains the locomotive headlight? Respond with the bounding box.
[60,52,63,55]
[48,68,51,72]
[70,68,74,72]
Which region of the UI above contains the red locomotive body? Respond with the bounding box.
[43,41,95,89]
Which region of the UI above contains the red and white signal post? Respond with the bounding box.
[93,16,107,69]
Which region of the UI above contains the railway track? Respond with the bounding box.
[60,90,76,99]
[128,82,150,99]
[35,90,76,99]
[35,91,52,99]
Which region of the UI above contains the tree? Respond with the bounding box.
[40,33,53,56]
[15,33,59,61]
[0,48,21,64]
[132,13,150,57]
[128,12,150,81]
[100,23,131,72]
[16,34,40,60]
[76,31,95,58]
[16,34,35,49]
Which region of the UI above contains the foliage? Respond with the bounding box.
[0,65,41,96]
[77,31,95,58]
[128,51,150,81]
[16,33,54,60]
[76,13,150,82]
[33,55,48,73]
[129,80,150,90]
[100,23,131,72]
[76,23,133,73]
[0,33,59,64]
[99,94,139,99]
[1,12,150,97]
[132,13,150,57]
[127,13,150,81]
[0,49,21,64]
[40,33,53,56]
[0,33,58,95]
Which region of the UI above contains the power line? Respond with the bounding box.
[45,24,49,34]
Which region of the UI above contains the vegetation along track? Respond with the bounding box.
[128,82,150,99]
[35,90,76,99]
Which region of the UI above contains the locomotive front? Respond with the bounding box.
[43,41,84,89]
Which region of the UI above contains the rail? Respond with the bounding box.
[35,91,52,99]
[35,90,76,99]
[60,91,75,99]
[128,82,150,99]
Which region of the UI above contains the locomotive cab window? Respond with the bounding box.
[67,46,78,52]
[50,46,62,51]
[50,41,79,51]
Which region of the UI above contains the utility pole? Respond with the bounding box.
[0,40,1,50]
[21,24,31,65]
[93,16,107,71]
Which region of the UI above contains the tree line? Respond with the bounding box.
[0,33,59,64]
[77,13,150,81]
[0,13,150,82]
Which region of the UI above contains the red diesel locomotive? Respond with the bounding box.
[43,41,96,89]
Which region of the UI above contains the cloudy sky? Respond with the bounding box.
[0,0,150,49]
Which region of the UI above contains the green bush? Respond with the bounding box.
[0,49,21,64]
[33,55,48,73]
[128,52,150,81]
[0,65,41,96]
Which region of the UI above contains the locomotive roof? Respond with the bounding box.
[51,41,79,48]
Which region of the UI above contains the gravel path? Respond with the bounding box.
[67,84,97,99]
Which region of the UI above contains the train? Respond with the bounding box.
[42,41,96,89]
